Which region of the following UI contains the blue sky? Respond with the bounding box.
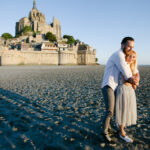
[0,0,150,65]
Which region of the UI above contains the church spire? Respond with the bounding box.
[33,0,37,9]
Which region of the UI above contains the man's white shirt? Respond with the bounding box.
[102,49,138,91]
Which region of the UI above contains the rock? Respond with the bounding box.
[100,143,105,148]
[55,121,60,125]
[85,145,93,150]
[12,127,18,131]
[70,138,75,142]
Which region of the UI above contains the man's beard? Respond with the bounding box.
[123,47,127,54]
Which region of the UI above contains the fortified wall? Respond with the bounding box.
[0,50,58,65]
[0,47,95,66]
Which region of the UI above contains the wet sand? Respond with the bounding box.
[0,65,149,150]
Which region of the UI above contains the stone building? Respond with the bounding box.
[0,0,97,66]
[0,37,4,45]
[41,42,58,51]
[16,0,61,39]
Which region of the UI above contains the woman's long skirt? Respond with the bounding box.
[115,84,137,127]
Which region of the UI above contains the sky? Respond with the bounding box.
[0,0,150,65]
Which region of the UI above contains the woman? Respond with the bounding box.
[115,50,139,143]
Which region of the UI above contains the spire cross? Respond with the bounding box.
[33,0,37,9]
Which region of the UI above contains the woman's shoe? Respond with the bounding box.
[119,134,133,143]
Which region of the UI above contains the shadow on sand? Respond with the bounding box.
[0,88,106,150]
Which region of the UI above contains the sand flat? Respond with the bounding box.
[0,65,149,150]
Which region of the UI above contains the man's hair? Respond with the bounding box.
[121,37,134,45]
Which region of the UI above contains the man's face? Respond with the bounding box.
[123,40,134,54]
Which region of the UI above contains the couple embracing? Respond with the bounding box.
[101,37,140,146]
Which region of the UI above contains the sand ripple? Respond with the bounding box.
[0,65,149,150]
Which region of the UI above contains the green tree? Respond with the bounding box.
[75,39,81,44]
[21,26,33,35]
[33,31,41,37]
[63,35,75,45]
[15,33,21,38]
[15,26,33,37]
[96,57,98,62]
[2,33,13,40]
[45,32,57,42]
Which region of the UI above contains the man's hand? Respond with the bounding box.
[127,73,140,89]
[132,84,137,90]
[128,77,137,85]
[133,73,140,86]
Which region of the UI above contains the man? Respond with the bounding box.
[101,37,139,146]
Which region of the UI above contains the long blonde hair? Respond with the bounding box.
[125,50,137,75]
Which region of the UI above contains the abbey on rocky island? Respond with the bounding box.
[0,0,97,66]
[16,0,61,39]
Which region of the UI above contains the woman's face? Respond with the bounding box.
[126,53,136,64]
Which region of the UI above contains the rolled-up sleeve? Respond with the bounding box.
[135,63,139,74]
[114,51,132,80]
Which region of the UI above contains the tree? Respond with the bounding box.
[45,32,57,42]
[21,26,33,35]
[15,26,33,37]
[63,35,75,45]
[33,31,41,37]
[96,58,98,62]
[75,39,81,44]
[2,33,13,40]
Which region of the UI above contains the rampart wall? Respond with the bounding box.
[0,50,96,66]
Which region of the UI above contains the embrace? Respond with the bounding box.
[101,37,140,146]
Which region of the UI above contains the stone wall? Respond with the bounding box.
[0,50,23,65]
[86,53,96,65]
[77,51,96,65]
[59,50,77,65]
[0,50,58,65]
[0,49,96,66]
[77,51,86,65]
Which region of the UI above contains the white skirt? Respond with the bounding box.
[115,84,137,127]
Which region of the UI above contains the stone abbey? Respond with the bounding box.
[16,0,61,39]
[0,0,96,66]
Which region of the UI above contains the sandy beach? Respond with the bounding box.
[0,65,149,150]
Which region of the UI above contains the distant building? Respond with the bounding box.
[0,0,97,66]
[16,43,31,51]
[57,42,68,51]
[16,0,61,39]
[41,42,58,51]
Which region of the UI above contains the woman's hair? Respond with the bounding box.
[125,50,137,75]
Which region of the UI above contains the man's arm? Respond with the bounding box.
[133,73,140,86]
[114,51,132,80]
[127,73,140,89]
[114,50,140,86]
[127,77,137,85]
